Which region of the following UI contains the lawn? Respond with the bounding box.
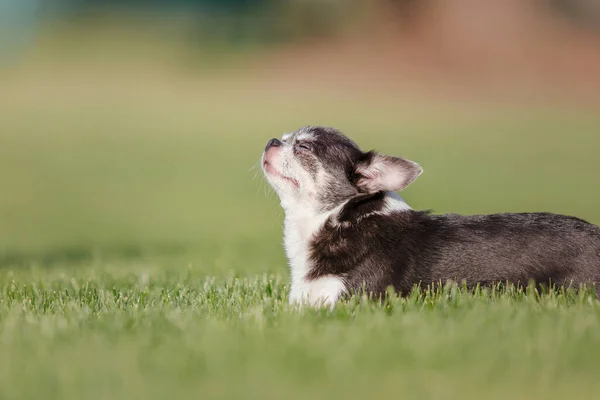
[1,267,599,400]
[2,56,600,398]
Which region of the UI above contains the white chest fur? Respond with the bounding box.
[281,192,411,308]
[283,208,345,308]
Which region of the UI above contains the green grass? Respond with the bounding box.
[1,266,600,400]
[2,43,600,398]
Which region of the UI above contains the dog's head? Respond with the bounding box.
[261,126,422,212]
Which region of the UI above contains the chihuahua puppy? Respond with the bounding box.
[261,126,600,307]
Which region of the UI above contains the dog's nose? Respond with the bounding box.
[265,138,282,151]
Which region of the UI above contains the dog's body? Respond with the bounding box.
[261,126,600,307]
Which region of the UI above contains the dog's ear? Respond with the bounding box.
[354,151,423,193]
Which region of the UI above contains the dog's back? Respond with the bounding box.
[405,211,600,291]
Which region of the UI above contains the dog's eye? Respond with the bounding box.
[297,143,312,151]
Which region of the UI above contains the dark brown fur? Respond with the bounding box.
[309,197,600,297]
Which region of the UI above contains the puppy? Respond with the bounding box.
[261,126,600,307]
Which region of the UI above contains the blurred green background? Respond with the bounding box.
[2,0,600,272]
[1,2,600,400]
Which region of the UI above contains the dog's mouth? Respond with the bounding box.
[263,160,299,188]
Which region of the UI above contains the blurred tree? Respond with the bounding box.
[0,0,40,61]
[47,0,267,12]
[550,0,600,30]
[386,0,428,24]
[1,0,361,48]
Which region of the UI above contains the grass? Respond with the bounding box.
[1,266,600,400]
[2,27,600,399]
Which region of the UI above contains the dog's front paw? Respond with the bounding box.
[289,276,346,310]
